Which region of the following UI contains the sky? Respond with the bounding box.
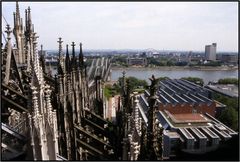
[2,2,238,52]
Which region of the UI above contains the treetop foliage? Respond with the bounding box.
[218,78,238,85]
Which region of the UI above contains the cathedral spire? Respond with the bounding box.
[65,44,70,73]
[24,7,33,49]
[71,42,76,70]
[79,42,84,69]
[13,1,21,38]
[16,0,20,14]
[24,9,30,40]
[27,7,32,32]
[13,12,16,28]
[4,25,12,84]
[13,1,25,64]
[145,75,158,160]
[122,71,126,96]
[15,0,20,27]
[57,38,64,75]
[25,9,28,30]
[39,44,46,74]
[57,37,63,60]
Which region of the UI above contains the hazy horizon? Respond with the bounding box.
[2,2,238,52]
[43,48,238,53]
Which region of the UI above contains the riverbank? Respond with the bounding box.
[111,65,238,71]
[111,68,238,85]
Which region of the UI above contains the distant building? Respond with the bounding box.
[157,110,238,159]
[220,54,238,64]
[104,95,120,123]
[188,51,192,62]
[140,79,225,117]
[205,43,217,61]
[38,50,47,56]
[152,53,161,58]
[127,58,147,66]
[133,79,237,159]
[205,84,238,98]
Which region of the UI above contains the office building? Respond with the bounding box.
[127,58,147,66]
[205,43,217,61]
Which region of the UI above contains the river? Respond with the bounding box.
[110,68,238,85]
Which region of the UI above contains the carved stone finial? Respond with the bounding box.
[149,75,157,96]
[122,70,126,77]
[32,32,39,41]
[71,42,75,47]
[5,24,12,40]
[57,37,63,43]
[16,0,19,10]
[45,85,52,97]
[57,37,63,59]
[57,39,62,53]
[122,71,126,92]
[79,43,82,54]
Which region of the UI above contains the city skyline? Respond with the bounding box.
[1,1,239,161]
[2,2,238,52]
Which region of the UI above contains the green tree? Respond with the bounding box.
[158,61,167,66]
[212,93,238,112]
[147,57,161,66]
[219,107,238,131]
[118,76,148,93]
[204,61,221,66]
[218,78,238,85]
[156,76,170,82]
[212,92,238,131]
[104,84,120,100]
[126,76,148,92]
[166,60,175,66]
[104,77,148,99]
[175,61,188,66]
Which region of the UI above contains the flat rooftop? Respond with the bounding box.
[206,84,238,98]
[157,79,213,105]
[169,113,209,124]
[161,111,210,127]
